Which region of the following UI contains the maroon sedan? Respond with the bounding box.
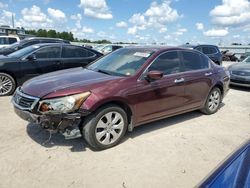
[12,47,230,150]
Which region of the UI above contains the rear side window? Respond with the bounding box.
[34,46,61,59]
[149,51,182,75]
[181,51,208,71]
[62,46,95,58]
[202,46,217,54]
[9,38,17,44]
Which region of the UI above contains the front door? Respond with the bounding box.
[135,51,186,124]
[20,46,62,83]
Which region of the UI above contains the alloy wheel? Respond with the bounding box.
[0,75,13,96]
[95,111,125,145]
[208,90,220,112]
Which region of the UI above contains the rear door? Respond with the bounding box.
[61,45,97,69]
[180,50,213,109]
[20,45,62,82]
[135,51,186,124]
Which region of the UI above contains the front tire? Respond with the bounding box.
[201,87,222,115]
[82,105,128,150]
[0,73,16,96]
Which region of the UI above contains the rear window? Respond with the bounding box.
[0,38,8,45]
[202,46,217,54]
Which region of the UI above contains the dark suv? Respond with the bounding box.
[0,37,70,55]
[12,47,230,150]
[182,44,222,65]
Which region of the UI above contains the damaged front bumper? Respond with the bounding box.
[14,107,86,139]
[12,88,90,139]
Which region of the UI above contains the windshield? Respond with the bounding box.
[88,48,155,77]
[94,45,104,51]
[243,56,250,64]
[7,45,39,58]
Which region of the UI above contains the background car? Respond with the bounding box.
[0,36,20,49]
[181,44,223,65]
[228,56,250,87]
[0,37,70,56]
[12,47,230,150]
[198,140,250,188]
[0,43,103,96]
[96,44,123,54]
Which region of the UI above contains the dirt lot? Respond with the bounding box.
[0,84,249,187]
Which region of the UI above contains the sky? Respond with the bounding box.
[0,0,250,45]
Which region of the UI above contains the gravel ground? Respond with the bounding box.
[0,68,249,188]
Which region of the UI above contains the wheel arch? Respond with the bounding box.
[84,99,134,132]
[0,70,17,85]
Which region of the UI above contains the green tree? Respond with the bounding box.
[47,30,57,38]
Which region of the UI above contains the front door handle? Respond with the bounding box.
[174,78,185,84]
[205,72,213,76]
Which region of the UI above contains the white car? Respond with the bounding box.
[0,36,20,48]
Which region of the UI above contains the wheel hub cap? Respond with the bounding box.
[208,90,220,111]
[95,111,125,145]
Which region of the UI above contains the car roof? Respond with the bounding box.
[124,46,195,52]
[23,37,68,41]
[180,44,219,49]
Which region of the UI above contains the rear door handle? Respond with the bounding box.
[205,72,213,76]
[174,78,185,84]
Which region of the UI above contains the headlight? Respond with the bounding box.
[38,92,91,114]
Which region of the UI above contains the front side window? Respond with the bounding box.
[34,46,61,59]
[88,48,155,77]
[181,51,208,71]
[148,51,182,75]
[62,46,95,58]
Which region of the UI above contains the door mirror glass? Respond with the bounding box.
[27,54,36,61]
[146,71,163,81]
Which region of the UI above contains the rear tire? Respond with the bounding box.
[201,87,222,115]
[82,105,128,150]
[0,73,16,96]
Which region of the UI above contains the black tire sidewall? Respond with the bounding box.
[83,105,128,150]
[0,73,16,96]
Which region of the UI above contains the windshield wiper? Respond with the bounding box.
[96,69,112,75]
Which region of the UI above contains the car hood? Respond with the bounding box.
[228,63,250,71]
[0,55,19,63]
[21,68,121,98]
[0,47,14,55]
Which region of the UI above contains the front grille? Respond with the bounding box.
[12,88,39,110]
[232,70,250,76]
[231,79,250,85]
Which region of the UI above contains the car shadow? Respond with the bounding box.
[230,85,250,92]
[124,110,203,141]
[26,123,87,152]
[26,104,225,152]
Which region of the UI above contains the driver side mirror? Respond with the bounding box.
[145,71,164,81]
[27,54,36,61]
